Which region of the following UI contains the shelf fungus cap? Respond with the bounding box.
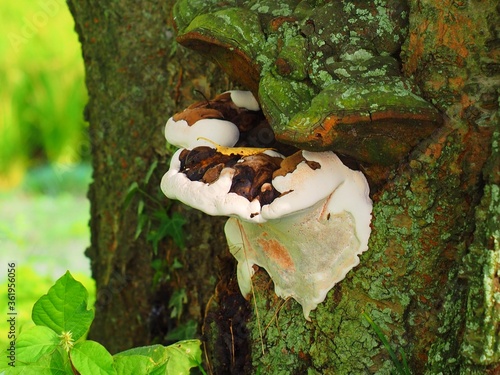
[225,151,372,319]
[161,90,372,320]
[175,8,265,95]
[259,74,443,167]
[164,90,261,149]
[165,118,240,149]
[162,146,372,319]
[161,148,272,222]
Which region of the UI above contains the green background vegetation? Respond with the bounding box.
[0,0,88,185]
[0,0,93,350]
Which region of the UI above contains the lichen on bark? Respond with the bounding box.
[173,0,442,167]
[203,0,499,373]
[460,130,500,366]
[69,0,499,372]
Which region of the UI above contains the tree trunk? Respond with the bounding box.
[67,0,232,353]
[69,0,499,374]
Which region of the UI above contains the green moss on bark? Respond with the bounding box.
[71,0,499,372]
[460,130,500,366]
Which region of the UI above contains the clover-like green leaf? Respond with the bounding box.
[151,211,186,249]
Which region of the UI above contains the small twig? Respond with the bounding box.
[264,297,291,333]
[194,89,211,107]
[229,319,235,367]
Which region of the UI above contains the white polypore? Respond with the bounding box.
[160,90,373,319]
[161,149,268,223]
[227,90,260,111]
[165,118,240,149]
[224,151,372,320]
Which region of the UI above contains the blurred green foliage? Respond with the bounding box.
[0,1,93,352]
[21,163,92,196]
[0,0,88,187]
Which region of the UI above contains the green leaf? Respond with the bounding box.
[168,289,187,319]
[171,258,183,270]
[152,340,203,375]
[144,159,158,184]
[115,340,203,375]
[165,320,198,342]
[0,346,71,375]
[115,344,166,364]
[70,340,117,375]
[113,354,154,375]
[362,312,411,375]
[137,199,145,215]
[114,346,170,375]
[147,229,161,255]
[123,181,139,208]
[16,326,59,363]
[167,212,187,249]
[32,271,94,341]
[134,213,148,240]
[400,348,410,374]
[148,211,186,250]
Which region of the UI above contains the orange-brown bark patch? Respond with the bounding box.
[404,19,430,75]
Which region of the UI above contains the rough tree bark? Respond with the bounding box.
[66,0,231,353]
[68,1,498,374]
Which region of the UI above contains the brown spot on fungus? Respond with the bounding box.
[273,151,321,179]
[257,237,295,271]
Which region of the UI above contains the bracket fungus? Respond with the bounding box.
[173,0,443,168]
[164,90,261,149]
[161,91,373,319]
